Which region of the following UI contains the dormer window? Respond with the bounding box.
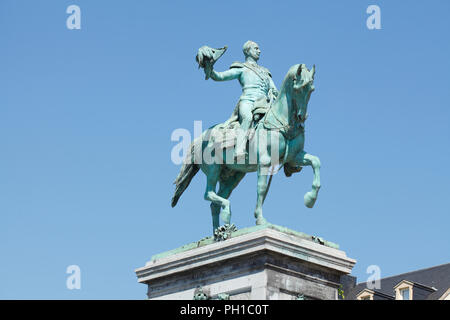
[355,288,395,300]
[394,280,413,300]
[440,288,450,300]
[356,289,374,300]
[399,288,410,300]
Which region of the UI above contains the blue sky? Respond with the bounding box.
[1,0,449,299]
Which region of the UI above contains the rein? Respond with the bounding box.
[258,77,309,204]
[259,98,304,204]
[262,98,305,140]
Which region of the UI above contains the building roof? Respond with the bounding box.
[346,263,450,300]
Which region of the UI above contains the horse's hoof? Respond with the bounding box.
[304,191,317,208]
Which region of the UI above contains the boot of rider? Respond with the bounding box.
[235,118,253,161]
[235,103,253,161]
[234,130,248,161]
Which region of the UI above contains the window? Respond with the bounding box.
[439,288,450,300]
[400,288,410,300]
[356,289,374,300]
[394,280,414,300]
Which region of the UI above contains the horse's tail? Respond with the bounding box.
[171,140,200,208]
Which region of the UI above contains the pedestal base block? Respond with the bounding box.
[135,224,356,300]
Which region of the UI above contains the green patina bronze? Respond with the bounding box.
[213,223,238,241]
[192,287,230,300]
[172,41,320,234]
[193,287,209,300]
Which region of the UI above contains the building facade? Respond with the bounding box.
[345,263,450,300]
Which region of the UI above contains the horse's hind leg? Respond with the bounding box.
[210,203,221,232]
[210,171,245,232]
[217,171,245,224]
[205,165,231,233]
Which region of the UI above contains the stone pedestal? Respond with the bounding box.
[135,224,356,300]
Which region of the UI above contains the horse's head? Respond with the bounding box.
[284,64,315,123]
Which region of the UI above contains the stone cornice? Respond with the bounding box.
[136,226,355,284]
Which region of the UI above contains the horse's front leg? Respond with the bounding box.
[296,151,321,208]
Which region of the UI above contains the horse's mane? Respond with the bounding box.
[259,64,303,127]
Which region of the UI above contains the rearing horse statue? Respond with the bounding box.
[171,64,320,233]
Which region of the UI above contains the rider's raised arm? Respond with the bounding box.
[210,68,241,81]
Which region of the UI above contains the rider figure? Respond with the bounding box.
[205,41,279,159]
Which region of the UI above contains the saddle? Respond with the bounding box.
[251,96,271,123]
[212,96,273,149]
